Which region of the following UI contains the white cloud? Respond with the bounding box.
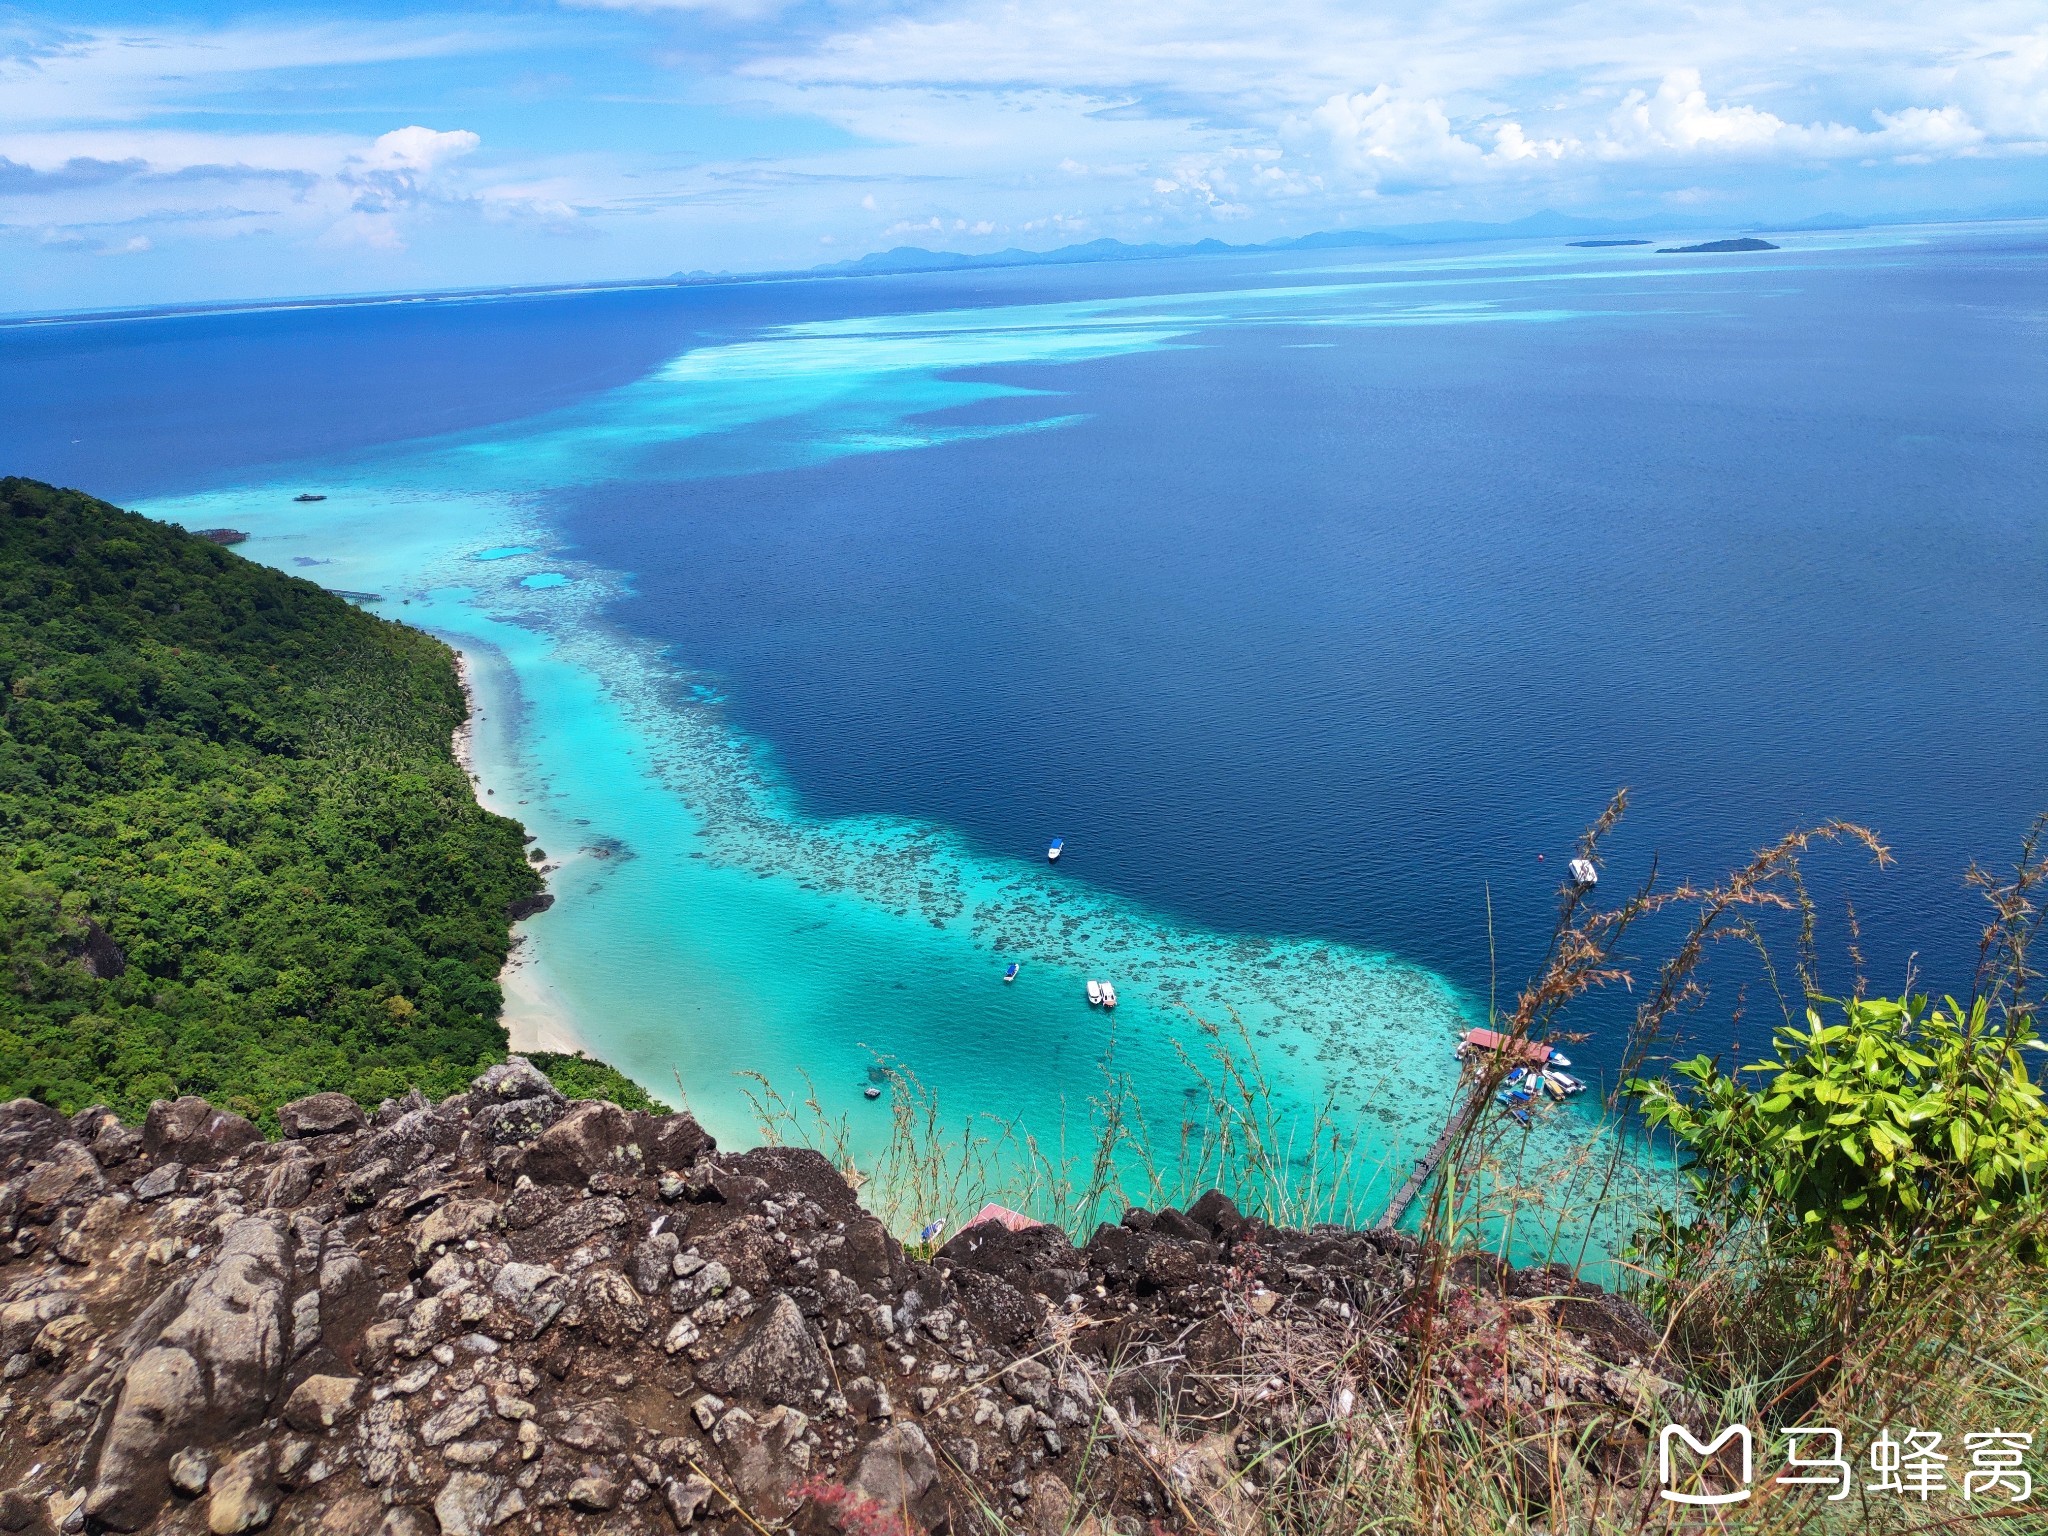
[358,126,480,175]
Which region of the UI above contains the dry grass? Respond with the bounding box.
[736,800,2048,1535]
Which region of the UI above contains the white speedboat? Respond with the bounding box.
[1048,838,1064,862]
[1100,982,1117,1009]
[1086,979,1104,1006]
[1569,857,1598,888]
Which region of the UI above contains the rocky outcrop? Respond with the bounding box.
[0,1059,1684,1534]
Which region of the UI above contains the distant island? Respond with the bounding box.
[1657,237,1781,253]
[1566,240,1651,248]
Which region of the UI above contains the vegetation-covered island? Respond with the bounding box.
[0,476,652,1125]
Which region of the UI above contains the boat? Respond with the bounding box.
[293,493,327,503]
[1544,1070,1585,1095]
[863,1086,881,1101]
[1003,963,1020,984]
[1507,1106,1531,1128]
[1549,1051,1573,1069]
[1542,1075,1569,1101]
[1568,857,1598,887]
[1086,979,1104,1006]
[1100,982,1118,1009]
[1047,838,1064,862]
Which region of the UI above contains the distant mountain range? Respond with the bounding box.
[665,201,2048,284]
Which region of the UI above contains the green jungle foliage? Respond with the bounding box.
[0,476,576,1128]
[525,1052,663,1115]
[1628,989,2048,1282]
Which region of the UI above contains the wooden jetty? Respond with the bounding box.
[1376,1085,1483,1232]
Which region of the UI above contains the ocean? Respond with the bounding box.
[5,223,2044,1239]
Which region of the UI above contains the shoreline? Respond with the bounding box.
[451,642,594,1062]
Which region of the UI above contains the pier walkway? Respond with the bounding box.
[1375,1083,1482,1232]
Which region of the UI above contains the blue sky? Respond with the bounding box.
[4,1,2045,309]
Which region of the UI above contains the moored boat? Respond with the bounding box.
[1047,838,1064,862]
[863,1086,882,1100]
[293,493,327,503]
[1003,962,1020,984]
[1100,982,1117,1009]
[1568,857,1598,887]
[1086,979,1104,1006]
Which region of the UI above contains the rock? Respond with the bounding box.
[703,1292,828,1405]
[279,1093,367,1140]
[950,1266,1042,1348]
[848,1423,940,1514]
[473,1097,560,1146]
[162,1216,293,1418]
[630,1230,680,1295]
[421,1385,490,1446]
[432,1473,507,1536]
[413,1198,499,1264]
[522,1195,628,1252]
[580,1266,650,1345]
[133,1161,186,1201]
[844,1375,893,1421]
[663,1476,715,1527]
[468,1057,562,1107]
[517,1101,646,1185]
[546,1400,629,1455]
[491,1262,567,1337]
[377,1511,435,1536]
[86,1217,292,1530]
[0,1097,71,1176]
[721,1404,812,1515]
[19,1140,105,1223]
[0,1292,80,1357]
[142,1097,262,1166]
[566,1474,619,1513]
[205,1444,277,1535]
[282,1373,362,1432]
[169,1448,214,1499]
[84,1345,205,1528]
[644,1112,715,1171]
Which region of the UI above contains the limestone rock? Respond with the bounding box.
[413,1198,498,1264]
[849,1423,940,1514]
[142,1097,261,1166]
[579,1265,650,1344]
[704,1292,827,1405]
[516,1101,646,1185]
[433,1472,508,1536]
[20,1140,105,1224]
[205,1444,277,1535]
[133,1161,186,1201]
[278,1093,367,1140]
[282,1374,362,1432]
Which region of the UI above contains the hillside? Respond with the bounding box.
[0,477,650,1124]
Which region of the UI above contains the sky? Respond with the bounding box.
[3,2,2046,311]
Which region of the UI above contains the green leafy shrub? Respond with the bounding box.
[1628,990,2048,1281]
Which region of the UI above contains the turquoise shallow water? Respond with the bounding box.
[134,255,1674,1234]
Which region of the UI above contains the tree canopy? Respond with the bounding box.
[0,476,654,1125]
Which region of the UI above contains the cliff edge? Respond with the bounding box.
[0,1063,1686,1535]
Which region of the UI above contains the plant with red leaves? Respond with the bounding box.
[788,1475,917,1536]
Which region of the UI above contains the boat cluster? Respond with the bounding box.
[1085,978,1118,1009]
[1493,1064,1587,1127]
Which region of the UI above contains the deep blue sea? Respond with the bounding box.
[5,224,2044,1236]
